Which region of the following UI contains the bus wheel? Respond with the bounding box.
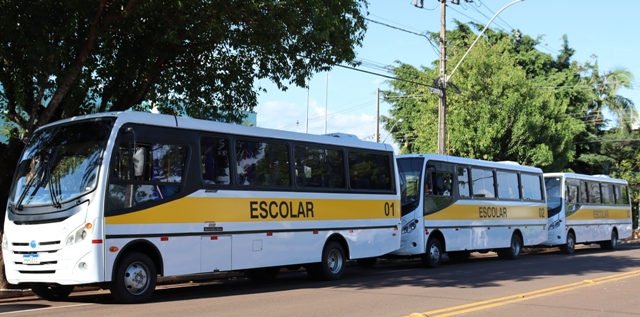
[318,241,346,280]
[600,230,618,250]
[447,251,470,262]
[30,283,74,301]
[244,267,280,281]
[498,234,522,260]
[560,232,576,254]
[110,252,157,304]
[356,257,377,268]
[421,238,442,268]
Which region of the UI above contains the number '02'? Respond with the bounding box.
[384,202,395,217]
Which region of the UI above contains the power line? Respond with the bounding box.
[364,17,440,57]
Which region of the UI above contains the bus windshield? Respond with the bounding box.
[8,118,114,211]
[544,176,562,217]
[397,157,423,216]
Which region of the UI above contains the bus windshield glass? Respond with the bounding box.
[544,176,562,217]
[397,157,423,216]
[9,118,114,210]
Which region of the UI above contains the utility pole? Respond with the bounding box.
[437,0,447,155]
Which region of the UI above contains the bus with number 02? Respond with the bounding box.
[2,111,401,303]
[390,154,548,267]
[541,173,632,253]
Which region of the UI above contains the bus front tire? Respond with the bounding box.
[497,234,522,260]
[421,238,442,268]
[560,232,576,254]
[30,283,74,301]
[110,252,157,304]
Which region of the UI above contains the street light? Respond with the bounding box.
[382,118,403,143]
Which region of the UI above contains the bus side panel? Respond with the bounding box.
[230,231,323,270]
[566,205,633,243]
[346,226,401,260]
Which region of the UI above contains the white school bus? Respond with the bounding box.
[390,154,547,267]
[2,111,401,303]
[542,173,632,253]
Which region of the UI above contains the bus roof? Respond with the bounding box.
[543,172,628,185]
[34,111,395,152]
[397,153,543,173]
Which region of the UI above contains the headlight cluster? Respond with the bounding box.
[549,220,562,230]
[2,234,8,250]
[65,223,93,246]
[402,220,419,234]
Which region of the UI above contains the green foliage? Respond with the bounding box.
[385,22,587,170]
[0,0,368,136]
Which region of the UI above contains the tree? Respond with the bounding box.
[0,0,369,287]
[384,22,586,170]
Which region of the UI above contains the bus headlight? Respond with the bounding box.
[2,234,7,250]
[402,220,418,234]
[549,220,561,230]
[65,223,92,246]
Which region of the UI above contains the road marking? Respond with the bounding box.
[405,270,640,317]
[1,303,94,315]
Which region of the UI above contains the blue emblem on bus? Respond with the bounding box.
[30,240,37,248]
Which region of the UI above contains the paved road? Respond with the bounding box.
[1,242,639,317]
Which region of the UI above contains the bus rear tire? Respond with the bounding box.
[30,283,74,301]
[600,230,618,250]
[497,234,522,260]
[421,238,442,268]
[110,252,157,304]
[560,232,576,254]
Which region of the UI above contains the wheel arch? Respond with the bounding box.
[111,239,164,281]
[567,228,576,241]
[512,229,523,244]
[326,233,350,259]
[427,229,445,251]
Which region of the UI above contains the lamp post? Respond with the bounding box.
[383,118,404,143]
[434,0,522,155]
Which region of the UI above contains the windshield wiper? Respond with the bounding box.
[44,147,62,209]
[15,158,46,211]
[46,162,62,209]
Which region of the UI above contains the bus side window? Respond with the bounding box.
[424,172,433,195]
[457,167,470,198]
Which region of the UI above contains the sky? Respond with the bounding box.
[253,0,640,152]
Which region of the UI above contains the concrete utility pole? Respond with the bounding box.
[437,0,447,155]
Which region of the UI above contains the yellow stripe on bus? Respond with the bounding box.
[105,196,400,224]
[424,203,547,221]
[566,206,631,221]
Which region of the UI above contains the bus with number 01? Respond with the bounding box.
[390,154,548,267]
[541,173,632,253]
[2,111,401,303]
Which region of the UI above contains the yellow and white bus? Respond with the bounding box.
[2,111,401,303]
[542,173,632,253]
[391,154,547,267]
